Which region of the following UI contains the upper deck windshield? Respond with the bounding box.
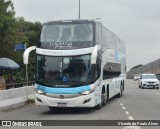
[39,22,94,49]
[40,23,93,42]
[36,54,93,87]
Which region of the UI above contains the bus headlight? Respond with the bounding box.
[35,86,46,94]
[36,89,46,94]
[81,88,95,95]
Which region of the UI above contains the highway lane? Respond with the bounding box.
[120,80,160,120]
[119,80,160,129]
[0,80,160,129]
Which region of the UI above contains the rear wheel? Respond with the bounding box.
[117,86,123,98]
[102,93,107,106]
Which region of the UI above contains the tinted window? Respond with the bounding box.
[103,62,121,79]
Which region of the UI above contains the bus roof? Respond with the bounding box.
[42,19,100,25]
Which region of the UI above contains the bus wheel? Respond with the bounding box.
[49,106,55,110]
[102,93,107,106]
[95,94,103,109]
[95,102,102,109]
[117,86,123,98]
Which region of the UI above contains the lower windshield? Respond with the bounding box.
[36,54,92,87]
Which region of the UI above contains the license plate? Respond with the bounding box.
[57,102,67,107]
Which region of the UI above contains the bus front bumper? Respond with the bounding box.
[35,92,97,107]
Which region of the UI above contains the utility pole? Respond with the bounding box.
[79,0,80,19]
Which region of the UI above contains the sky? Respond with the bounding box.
[12,0,160,71]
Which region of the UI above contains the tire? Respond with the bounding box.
[157,87,159,89]
[141,85,144,89]
[49,106,55,110]
[117,86,123,98]
[95,101,102,109]
[95,93,103,109]
[123,81,125,91]
[102,93,107,106]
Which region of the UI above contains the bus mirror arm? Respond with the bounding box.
[23,46,36,64]
[91,45,100,64]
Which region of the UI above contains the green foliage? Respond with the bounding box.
[0,1,41,82]
[15,70,25,81]
[0,0,15,38]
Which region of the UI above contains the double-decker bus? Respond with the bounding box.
[23,19,126,110]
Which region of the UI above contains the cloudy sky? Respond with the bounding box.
[12,0,160,71]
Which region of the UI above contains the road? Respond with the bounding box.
[0,80,160,129]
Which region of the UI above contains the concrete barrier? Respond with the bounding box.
[0,86,35,112]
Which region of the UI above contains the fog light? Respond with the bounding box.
[36,97,42,103]
[83,98,91,104]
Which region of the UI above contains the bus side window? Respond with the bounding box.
[103,62,121,79]
[93,55,101,81]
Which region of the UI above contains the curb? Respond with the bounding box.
[0,94,35,112]
[0,86,35,112]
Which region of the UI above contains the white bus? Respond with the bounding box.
[23,19,126,110]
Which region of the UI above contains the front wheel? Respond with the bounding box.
[95,101,102,109]
[139,84,141,88]
[141,83,143,89]
[95,93,105,109]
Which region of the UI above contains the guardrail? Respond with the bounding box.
[6,81,35,89]
[0,85,35,112]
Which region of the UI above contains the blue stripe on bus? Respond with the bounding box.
[35,84,91,94]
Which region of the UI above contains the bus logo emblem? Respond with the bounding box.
[59,95,64,99]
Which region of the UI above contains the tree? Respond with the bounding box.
[0,1,42,82]
[0,0,15,56]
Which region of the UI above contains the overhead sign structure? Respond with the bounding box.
[15,44,26,51]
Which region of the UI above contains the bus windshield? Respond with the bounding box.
[40,23,93,42]
[143,74,157,79]
[36,54,93,87]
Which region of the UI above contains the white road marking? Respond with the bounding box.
[122,106,126,110]
[156,93,160,95]
[118,101,139,129]
[128,116,134,120]
[120,103,123,106]
[125,111,129,115]
[123,126,141,129]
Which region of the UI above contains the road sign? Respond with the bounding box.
[15,44,26,51]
